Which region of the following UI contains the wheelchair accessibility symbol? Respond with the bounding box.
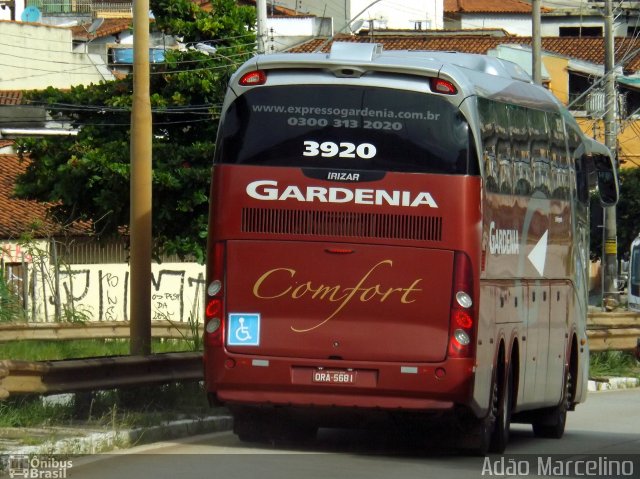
[227,313,260,346]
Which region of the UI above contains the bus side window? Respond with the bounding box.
[478,98,499,193]
[574,153,591,205]
[565,125,583,204]
[496,102,513,194]
[530,109,550,197]
[512,105,531,196]
[549,113,569,200]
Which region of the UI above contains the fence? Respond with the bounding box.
[25,1,132,16]
[0,311,637,398]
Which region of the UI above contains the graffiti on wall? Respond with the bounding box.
[32,264,206,323]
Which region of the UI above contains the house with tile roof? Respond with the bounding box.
[0,148,206,323]
[444,0,550,36]
[444,0,640,38]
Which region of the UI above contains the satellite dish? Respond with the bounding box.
[349,19,365,33]
[86,18,104,34]
[21,6,41,23]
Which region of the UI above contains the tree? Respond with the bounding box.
[14,0,256,263]
[615,167,640,260]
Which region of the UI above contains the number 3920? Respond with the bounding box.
[303,141,376,159]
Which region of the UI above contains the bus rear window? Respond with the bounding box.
[215,85,476,175]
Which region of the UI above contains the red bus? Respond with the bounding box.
[203,43,619,454]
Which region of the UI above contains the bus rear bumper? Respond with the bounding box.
[205,351,475,412]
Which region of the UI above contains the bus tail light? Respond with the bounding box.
[239,70,267,86]
[448,252,475,358]
[430,78,457,95]
[205,242,225,348]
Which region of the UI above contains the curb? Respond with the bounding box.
[588,377,640,391]
[4,378,639,456]
[5,415,233,456]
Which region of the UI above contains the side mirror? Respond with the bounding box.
[593,154,619,207]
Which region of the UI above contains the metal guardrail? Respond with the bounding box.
[0,320,195,342]
[0,313,637,399]
[0,352,202,399]
[586,311,640,352]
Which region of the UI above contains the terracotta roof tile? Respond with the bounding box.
[0,155,91,238]
[444,0,552,14]
[289,34,640,72]
[71,18,133,41]
[0,91,23,106]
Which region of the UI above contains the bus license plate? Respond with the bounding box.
[312,369,356,384]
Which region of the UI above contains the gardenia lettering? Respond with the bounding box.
[489,221,520,255]
[246,180,439,208]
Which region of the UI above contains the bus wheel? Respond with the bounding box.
[461,377,497,455]
[532,369,572,439]
[490,363,513,453]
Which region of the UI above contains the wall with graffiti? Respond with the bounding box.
[1,240,205,323]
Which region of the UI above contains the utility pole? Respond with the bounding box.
[130,0,152,355]
[532,0,542,85]
[603,0,619,309]
[256,0,269,53]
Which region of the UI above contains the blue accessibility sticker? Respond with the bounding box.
[227,313,261,346]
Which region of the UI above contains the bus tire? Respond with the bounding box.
[490,362,513,453]
[460,373,498,456]
[532,369,572,439]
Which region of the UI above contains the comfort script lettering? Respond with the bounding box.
[252,259,423,332]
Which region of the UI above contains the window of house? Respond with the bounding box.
[559,26,602,37]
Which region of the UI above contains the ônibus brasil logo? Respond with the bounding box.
[245,180,439,208]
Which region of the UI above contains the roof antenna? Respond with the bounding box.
[313,0,385,52]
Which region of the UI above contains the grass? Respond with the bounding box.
[0,382,213,430]
[589,350,640,379]
[0,338,198,361]
[0,339,213,435]
[0,343,636,435]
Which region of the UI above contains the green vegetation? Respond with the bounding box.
[590,350,640,379]
[14,0,256,262]
[0,274,26,323]
[0,339,197,361]
[0,382,211,430]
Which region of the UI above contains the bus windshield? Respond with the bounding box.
[215,84,476,175]
[632,244,640,286]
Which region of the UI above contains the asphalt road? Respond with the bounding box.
[67,389,640,479]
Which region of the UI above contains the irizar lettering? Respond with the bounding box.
[246,180,438,208]
[489,221,520,255]
[327,172,360,181]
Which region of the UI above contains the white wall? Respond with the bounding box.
[277,0,443,31]
[350,0,443,30]
[460,15,532,36]
[1,240,205,323]
[0,21,114,89]
[541,16,630,37]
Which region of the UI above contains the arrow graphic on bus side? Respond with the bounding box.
[528,230,548,276]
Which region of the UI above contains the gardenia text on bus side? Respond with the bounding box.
[246,180,439,208]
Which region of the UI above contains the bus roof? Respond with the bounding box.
[236,42,559,111]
